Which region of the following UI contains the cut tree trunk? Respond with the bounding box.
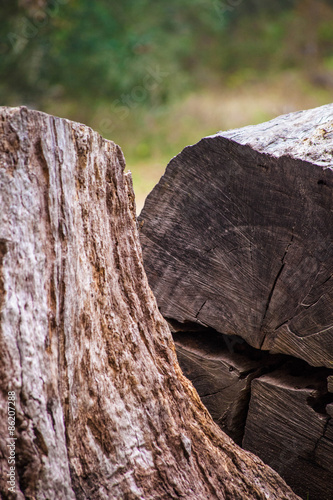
[243,365,333,500]
[0,106,299,500]
[138,104,333,499]
[171,326,284,445]
[139,103,333,369]
[171,325,333,500]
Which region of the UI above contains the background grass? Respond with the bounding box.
[90,70,333,212]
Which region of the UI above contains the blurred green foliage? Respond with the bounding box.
[2,0,333,112]
[0,0,226,109]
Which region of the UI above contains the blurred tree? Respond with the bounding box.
[0,0,333,113]
[285,0,333,85]
[218,0,333,82]
[0,0,225,110]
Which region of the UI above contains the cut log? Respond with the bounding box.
[173,327,333,499]
[172,326,285,445]
[0,107,299,499]
[139,104,333,369]
[243,363,333,500]
[139,104,333,499]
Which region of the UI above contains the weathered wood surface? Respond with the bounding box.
[139,104,333,368]
[172,325,333,500]
[172,327,284,445]
[243,364,333,500]
[0,107,300,499]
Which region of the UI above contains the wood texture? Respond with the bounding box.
[243,364,333,500]
[172,326,333,500]
[0,107,299,499]
[172,327,284,445]
[139,104,333,368]
[328,375,333,392]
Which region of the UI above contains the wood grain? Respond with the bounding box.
[139,104,333,368]
[243,363,333,500]
[0,106,299,499]
[172,327,284,445]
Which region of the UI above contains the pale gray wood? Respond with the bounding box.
[0,106,299,499]
[216,103,333,166]
[139,103,333,369]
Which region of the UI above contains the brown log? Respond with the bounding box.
[172,324,333,499]
[171,326,284,445]
[139,104,333,499]
[243,363,333,500]
[139,104,333,369]
[0,107,299,499]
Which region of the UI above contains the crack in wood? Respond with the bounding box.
[312,416,331,462]
[195,300,207,319]
[201,388,233,398]
[260,228,295,348]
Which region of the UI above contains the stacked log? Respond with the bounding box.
[139,104,333,500]
[0,106,298,499]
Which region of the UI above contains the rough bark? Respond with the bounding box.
[138,103,333,369]
[0,106,299,500]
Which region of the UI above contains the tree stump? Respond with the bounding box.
[0,107,299,499]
